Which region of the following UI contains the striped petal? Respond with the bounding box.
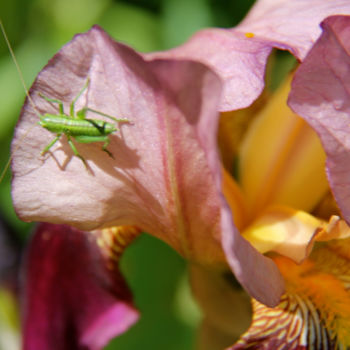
[230,239,350,349]
[231,294,337,350]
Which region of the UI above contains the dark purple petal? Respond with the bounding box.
[22,223,139,350]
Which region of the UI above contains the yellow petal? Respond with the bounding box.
[218,92,268,172]
[239,75,328,219]
[242,205,324,263]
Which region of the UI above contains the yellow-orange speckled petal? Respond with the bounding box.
[230,238,350,349]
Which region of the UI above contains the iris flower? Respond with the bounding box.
[9,0,350,348]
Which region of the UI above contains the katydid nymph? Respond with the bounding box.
[37,79,130,167]
[0,20,129,176]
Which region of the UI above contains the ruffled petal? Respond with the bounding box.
[11,26,284,306]
[288,16,350,224]
[145,28,273,111]
[242,206,323,263]
[22,223,139,350]
[242,206,350,263]
[237,0,350,60]
[146,3,350,112]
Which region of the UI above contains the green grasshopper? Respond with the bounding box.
[37,79,129,167]
[0,20,129,172]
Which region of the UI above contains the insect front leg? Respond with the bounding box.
[70,78,89,117]
[38,93,65,114]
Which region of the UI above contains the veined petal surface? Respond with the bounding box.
[11,26,224,263]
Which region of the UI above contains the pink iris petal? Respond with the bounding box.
[145,29,273,111]
[12,26,284,306]
[237,0,350,60]
[146,1,350,112]
[22,223,139,350]
[288,15,350,224]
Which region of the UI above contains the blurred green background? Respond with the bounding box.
[0,0,256,349]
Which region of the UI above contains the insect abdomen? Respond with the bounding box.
[39,114,117,136]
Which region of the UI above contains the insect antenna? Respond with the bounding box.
[0,19,41,183]
[0,20,40,117]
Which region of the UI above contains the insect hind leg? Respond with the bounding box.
[41,134,62,155]
[67,136,88,168]
[102,138,114,159]
[84,107,129,124]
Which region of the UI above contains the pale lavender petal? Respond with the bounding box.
[289,15,350,223]
[22,223,139,350]
[237,0,350,60]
